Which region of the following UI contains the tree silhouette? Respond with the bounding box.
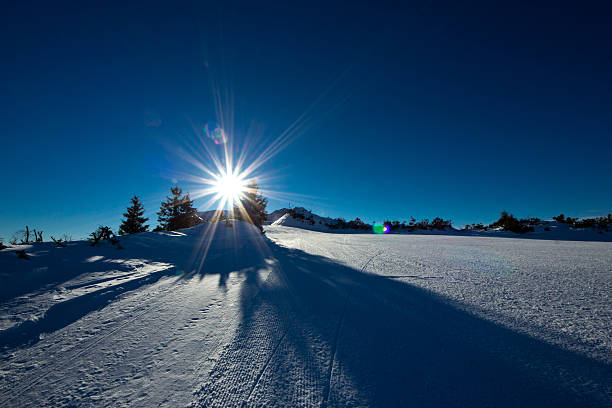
[157,186,199,231]
[118,195,149,235]
[233,183,267,232]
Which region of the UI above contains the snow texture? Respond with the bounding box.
[0,222,610,407]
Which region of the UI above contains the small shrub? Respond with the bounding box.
[489,211,534,234]
[466,223,487,231]
[10,229,26,245]
[33,229,43,242]
[414,219,430,230]
[9,226,44,244]
[552,214,566,223]
[565,217,578,225]
[89,226,116,246]
[430,217,452,230]
[346,217,370,230]
[50,236,67,247]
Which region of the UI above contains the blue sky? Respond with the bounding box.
[1,2,611,240]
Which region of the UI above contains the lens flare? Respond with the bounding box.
[204,121,227,145]
[373,224,391,234]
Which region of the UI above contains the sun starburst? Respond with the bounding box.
[213,170,246,204]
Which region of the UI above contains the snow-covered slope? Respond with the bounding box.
[270,207,366,233]
[271,212,334,232]
[265,208,289,224]
[0,223,610,406]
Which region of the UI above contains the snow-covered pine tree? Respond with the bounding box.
[118,195,149,235]
[233,183,267,232]
[157,186,199,231]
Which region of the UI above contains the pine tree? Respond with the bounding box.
[157,186,199,231]
[118,196,149,235]
[233,183,267,232]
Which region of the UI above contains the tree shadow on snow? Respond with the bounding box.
[0,223,275,352]
[195,237,611,408]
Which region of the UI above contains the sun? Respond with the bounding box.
[213,170,246,203]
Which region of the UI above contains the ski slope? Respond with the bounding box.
[0,223,610,406]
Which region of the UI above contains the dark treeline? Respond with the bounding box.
[286,208,611,235]
[466,211,612,234]
[552,213,612,230]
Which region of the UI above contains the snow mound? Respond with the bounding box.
[271,210,336,232]
[265,208,288,224]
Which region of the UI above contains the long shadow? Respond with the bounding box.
[0,223,276,352]
[0,265,173,351]
[0,242,138,303]
[199,238,611,407]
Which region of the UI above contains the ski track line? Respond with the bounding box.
[187,266,280,408]
[190,247,305,407]
[239,250,312,405]
[187,265,276,382]
[320,249,383,408]
[240,331,288,407]
[0,273,195,404]
[237,254,309,406]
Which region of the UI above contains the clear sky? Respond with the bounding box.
[1,2,611,240]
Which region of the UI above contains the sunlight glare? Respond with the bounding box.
[213,171,246,202]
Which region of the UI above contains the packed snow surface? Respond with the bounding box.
[0,223,610,407]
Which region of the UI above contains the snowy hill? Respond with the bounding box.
[269,207,370,232]
[0,222,611,406]
[271,209,337,232]
[265,208,289,224]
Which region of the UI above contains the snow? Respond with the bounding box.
[272,212,334,232]
[270,208,337,232]
[0,223,610,406]
[265,208,289,224]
